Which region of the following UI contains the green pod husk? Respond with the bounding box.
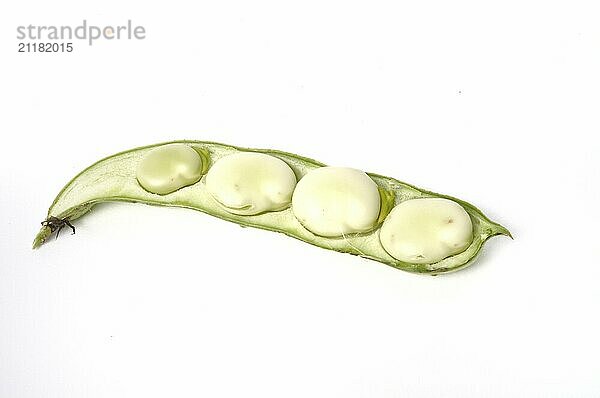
[33,140,511,274]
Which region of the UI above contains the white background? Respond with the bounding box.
[1,0,599,397]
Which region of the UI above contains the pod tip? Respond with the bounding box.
[32,226,52,249]
[498,224,513,240]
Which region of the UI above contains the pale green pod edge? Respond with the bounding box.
[33,140,511,275]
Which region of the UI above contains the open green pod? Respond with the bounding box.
[33,140,511,275]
